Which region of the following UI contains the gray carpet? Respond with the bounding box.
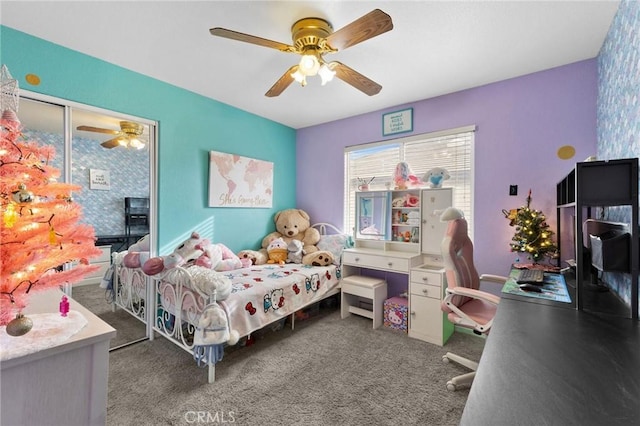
[71,284,147,349]
[106,303,484,425]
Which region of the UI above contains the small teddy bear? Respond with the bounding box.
[287,240,304,264]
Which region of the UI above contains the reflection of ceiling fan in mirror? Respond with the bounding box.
[210,9,393,97]
[76,121,146,149]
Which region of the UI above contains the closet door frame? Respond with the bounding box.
[19,89,158,340]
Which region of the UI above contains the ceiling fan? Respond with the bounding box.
[210,8,393,97]
[76,121,146,150]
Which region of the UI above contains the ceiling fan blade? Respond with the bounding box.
[332,62,382,96]
[325,9,393,51]
[210,28,296,53]
[100,137,122,149]
[265,65,298,97]
[76,125,120,135]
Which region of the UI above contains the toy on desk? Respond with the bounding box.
[423,167,450,188]
[393,162,422,190]
[59,295,70,317]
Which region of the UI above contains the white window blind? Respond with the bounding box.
[344,126,475,240]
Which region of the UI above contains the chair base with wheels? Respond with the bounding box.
[442,352,479,391]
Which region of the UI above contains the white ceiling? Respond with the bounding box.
[1,1,620,130]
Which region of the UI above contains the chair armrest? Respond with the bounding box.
[446,287,500,306]
[479,274,509,284]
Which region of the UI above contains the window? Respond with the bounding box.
[344,125,475,240]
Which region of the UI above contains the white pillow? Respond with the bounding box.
[317,234,354,264]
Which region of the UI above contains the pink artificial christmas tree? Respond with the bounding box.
[1,109,101,326]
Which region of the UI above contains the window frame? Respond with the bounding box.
[344,125,475,242]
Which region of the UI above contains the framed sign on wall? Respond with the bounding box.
[208,151,273,208]
[383,108,413,136]
[89,169,110,190]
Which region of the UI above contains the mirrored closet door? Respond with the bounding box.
[18,93,156,351]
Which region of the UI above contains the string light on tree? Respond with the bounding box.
[1,64,101,334]
[506,189,558,263]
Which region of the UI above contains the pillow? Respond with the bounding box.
[316,234,354,264]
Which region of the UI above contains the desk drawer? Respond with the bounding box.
[410,270,443,287]
[343,252,409,273]
[410,282,442,300]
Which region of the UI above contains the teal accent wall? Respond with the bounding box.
[1,26,296,254]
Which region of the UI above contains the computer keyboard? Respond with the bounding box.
[515,268,545,284]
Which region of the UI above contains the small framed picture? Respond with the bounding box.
[89,169,110,190]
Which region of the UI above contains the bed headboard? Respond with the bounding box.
[312,222,343,235]
[311,223,354,264]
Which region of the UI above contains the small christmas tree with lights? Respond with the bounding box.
[1,65,100,333]
[508,190,558,263]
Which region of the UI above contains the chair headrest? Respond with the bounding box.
[440,207,464,222]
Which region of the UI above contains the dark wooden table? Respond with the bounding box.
[461,275,640,425]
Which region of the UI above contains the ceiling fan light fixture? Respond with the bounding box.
[298,51,320,76]
[129,138,145,150]
[318,63,336,85]
[291,69,307,86]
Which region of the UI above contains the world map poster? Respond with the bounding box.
[208,151,273,208]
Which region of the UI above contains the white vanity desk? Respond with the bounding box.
[1,288,116,426]
[342,187,455,346]
[342,247,452,346]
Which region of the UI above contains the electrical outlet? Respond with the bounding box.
[509,185,518,196]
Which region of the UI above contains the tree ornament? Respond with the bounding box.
[59,295,70,317]
[12,183,34,203]
[3,202,17,227]
[0,64,19,113]
[6,312,33,336]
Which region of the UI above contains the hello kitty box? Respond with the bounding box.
[384,296,408,332]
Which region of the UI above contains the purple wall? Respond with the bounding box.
[297,59,598,279]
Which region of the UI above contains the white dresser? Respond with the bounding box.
[1,289,115,426]
[409,265,454,345]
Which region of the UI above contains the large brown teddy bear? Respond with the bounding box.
[240,209,334,266]
[262,209,320,254]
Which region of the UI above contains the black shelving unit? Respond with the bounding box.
[124,197,149,237]
[556,158,639,319]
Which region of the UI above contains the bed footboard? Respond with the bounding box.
[152,267,209,351]
[113,264,149,325]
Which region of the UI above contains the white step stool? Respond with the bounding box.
[341,275,387,329]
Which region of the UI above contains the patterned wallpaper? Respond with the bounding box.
[596,0,640,309]
[23,130,150,237]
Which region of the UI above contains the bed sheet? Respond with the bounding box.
[220,263,341,338]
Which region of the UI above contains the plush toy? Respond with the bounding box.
[207,243,244,272]
[423,167,451,188]
[142,232,206,275]
[122,234,151,268]
[287,240,304,264]
[188,265,232,301]
[237,249,268,266]
[394,162,422,190]
[261,209,321,255]
[302,250,334,266]
[142,231,242,276]
[267,238,288,265]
